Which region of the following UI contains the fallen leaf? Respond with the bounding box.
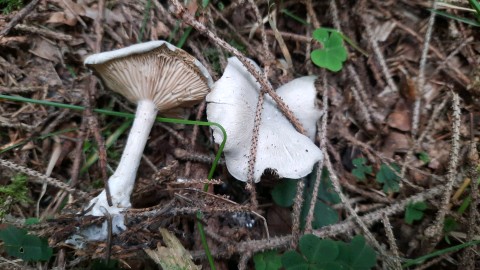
[29,39,62,63]
[387,111,411,131]
[84,7,126,24]
[387,101,411,131]
[144,228,200,270]
[46,12,78,26]
[381,131,411,158]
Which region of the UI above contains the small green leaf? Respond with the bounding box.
[351,158,373,182]
[301,170,339,229]
[336,235,377,269]
[376,163,400,193]
[254,250,282,270]
[417,152,430,164]
[300,235,338,264]
[312,28,329,44]
[271,179,298,207]
[302,201,338,229]
[443,217,459,244]
[24,218,40,225]
[316,168,341,204]
[0,225,52,261]
[443,217,458,234]
[281,250,309,269]
[405,201,427,225]
[282,234,376,270]
[311,28,348,72]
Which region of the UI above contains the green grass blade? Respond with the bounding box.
[402,240,480,267]
[429,9,480,27]
[138,0,152,42]
[176,26,193,48]
[0,94,226,183]
[81,120,133,173]
[469,0,480,15]
[280,9,309,25]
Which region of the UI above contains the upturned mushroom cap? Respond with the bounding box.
[206,57,323,182]
[84,40,213,113]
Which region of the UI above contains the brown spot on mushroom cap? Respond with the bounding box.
[85,42,211,113]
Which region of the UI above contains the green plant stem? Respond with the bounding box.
[177,26,193,48]
[402,240,480,268]
[138,0,152,43]
[0,94,226,179]
[80,120,133,173]
[196,212,215,268]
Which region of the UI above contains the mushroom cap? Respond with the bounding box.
[84,40,213,113]
[206,57,323,182]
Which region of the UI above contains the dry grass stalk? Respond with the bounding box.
[381,213,402,270]
[425,91,462,248]
[412,0,438,137]
[0,158,88,197]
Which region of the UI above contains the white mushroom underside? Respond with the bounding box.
[84,41,213,88]
[91,49,210,114]
[206,57,323,182]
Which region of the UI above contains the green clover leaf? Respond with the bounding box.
[376,163,401,193]
[352,158,373,182]
[311,28,348,72]
[405,201,428,225]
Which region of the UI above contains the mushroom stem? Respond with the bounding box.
[88,99,157,216]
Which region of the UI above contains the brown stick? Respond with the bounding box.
[0,0,41,37]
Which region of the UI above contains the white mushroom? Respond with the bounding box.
[84,41,212,216]
[206,57,322,182]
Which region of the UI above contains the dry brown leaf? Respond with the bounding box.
[0,36,28,46]
[381,131,411,158]
[84,7,126,25]
[387,100,411,131]
[29,39,62,63]
[152,21,170,40]
[46,12,78,26]
[144,228,201,270]
[387,111,411,131]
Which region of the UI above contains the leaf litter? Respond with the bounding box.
[0,0,479,269]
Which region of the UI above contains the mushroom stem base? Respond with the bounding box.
[85,99,158,217]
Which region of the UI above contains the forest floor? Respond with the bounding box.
[1,0,480,269]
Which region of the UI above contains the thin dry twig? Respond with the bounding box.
[290,179,305,247]
[412,0,438,137]
[425,91,461,247]
[461,116,479,268]
[13,24,73,41]
[0,158,88,197]
[361,15,398,94]
[381,213,402,270]
[244,0,274,208]
[305,73,328,233]
[0,0,41,37]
